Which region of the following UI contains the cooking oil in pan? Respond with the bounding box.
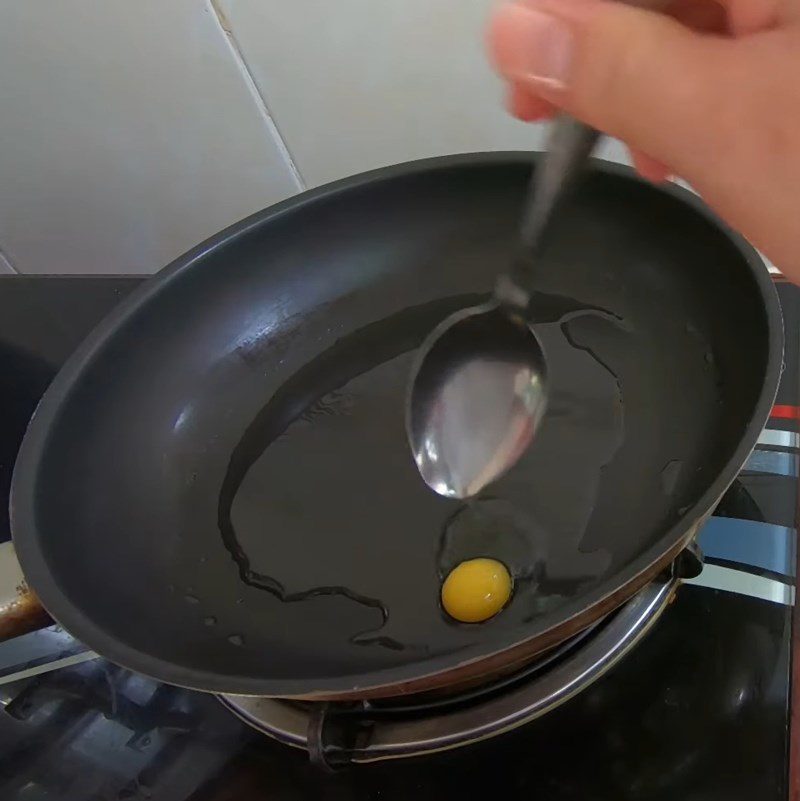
[436,307,627,625]
[217,291,629,651]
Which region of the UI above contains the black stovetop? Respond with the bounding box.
[0,275,796,801]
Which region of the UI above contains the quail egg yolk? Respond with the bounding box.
[441,558,512,623]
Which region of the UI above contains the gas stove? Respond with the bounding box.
[0,275,796,800]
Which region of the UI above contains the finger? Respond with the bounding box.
[665,0,728,32]
[489,1,800,277]
[507,81,555,121]
[725,0,784,33]
[629,147,672,182]
[663,0,781,35]
[487,0,772,183]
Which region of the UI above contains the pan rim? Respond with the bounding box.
[10,153,784,699]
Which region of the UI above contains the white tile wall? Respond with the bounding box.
[0,0,632,275]
[216,0,554,188]
[0,0,301,274]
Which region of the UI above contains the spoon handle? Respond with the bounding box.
[496,115,600,311]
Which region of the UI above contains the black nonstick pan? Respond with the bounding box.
[9,154,782,699]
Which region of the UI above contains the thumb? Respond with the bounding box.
[488,0,757,182]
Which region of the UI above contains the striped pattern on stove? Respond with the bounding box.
[696,423,798,606]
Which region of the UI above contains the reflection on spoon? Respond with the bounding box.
[406,304,547,498]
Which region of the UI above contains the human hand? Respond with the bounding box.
[487,0,800,280]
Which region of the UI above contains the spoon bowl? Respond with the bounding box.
[406,302,548,498]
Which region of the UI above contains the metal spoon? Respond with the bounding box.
[406,116,599,498]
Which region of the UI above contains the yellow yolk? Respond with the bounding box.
[441,558,512,623]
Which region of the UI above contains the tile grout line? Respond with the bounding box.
[207,0,306,191]
[0,247,18,274]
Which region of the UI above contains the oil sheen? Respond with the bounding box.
[217,291,635,653]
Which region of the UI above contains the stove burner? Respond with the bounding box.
[220,565,684,765]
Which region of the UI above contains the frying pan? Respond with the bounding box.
[9,154,782,699]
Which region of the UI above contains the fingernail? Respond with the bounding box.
[494,5,573,89]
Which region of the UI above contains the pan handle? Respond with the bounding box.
[0,540,52,641]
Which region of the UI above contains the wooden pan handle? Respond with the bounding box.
[0,540,52,641]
